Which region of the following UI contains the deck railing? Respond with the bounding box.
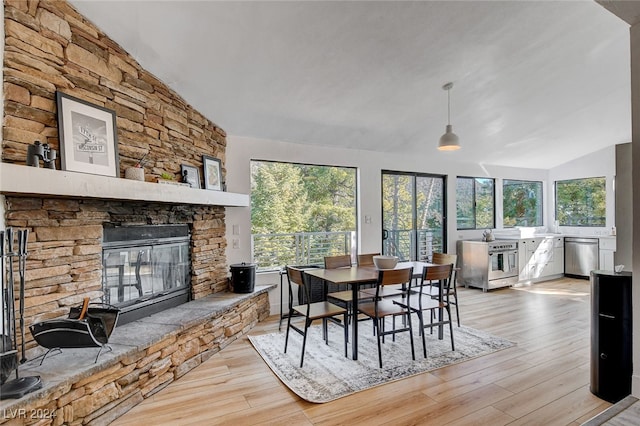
[251,231,356,271]
[252,228,442,270]
[382,228,443,261]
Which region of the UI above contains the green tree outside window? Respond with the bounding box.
[503,180,543,227]
[250,161,357,269]
[456,177,495,230]
[555,177,606,226]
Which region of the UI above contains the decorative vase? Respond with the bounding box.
[125,167,145,181]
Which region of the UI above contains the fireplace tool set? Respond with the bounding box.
[1,228,42,400]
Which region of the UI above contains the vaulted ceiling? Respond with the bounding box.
[70,1,631,169]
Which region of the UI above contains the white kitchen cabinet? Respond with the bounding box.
[599,236,616,272]
[518,236,564,282]
[519,238,541,281]
[550,237,565,276]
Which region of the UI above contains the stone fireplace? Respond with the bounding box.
[2,193,233,355]
[0,0,253,356]
[0,2,269,423]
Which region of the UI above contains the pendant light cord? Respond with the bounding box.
[447,88,451,126]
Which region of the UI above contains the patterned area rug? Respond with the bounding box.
[249,321,514,403]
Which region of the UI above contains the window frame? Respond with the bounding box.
[380,170,447,261]
[456,176,496,230]
[555,176,606,227]
[502,179,544,228]
[249,159,359,271]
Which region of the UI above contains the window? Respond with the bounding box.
[503,180,543,227]
[555,177,606,226]
[250,160,357,270]
[456,177,495,230]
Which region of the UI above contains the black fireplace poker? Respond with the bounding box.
[0,228,42,400]
[18,230,28,363]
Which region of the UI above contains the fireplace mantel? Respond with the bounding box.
[0,163,249,207]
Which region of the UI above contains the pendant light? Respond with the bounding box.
[438,82,461,151]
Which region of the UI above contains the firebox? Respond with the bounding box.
[102,225,191,325]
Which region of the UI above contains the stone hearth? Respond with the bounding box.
[0,286,273,425]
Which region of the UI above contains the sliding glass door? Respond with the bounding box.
[382,171,446,261]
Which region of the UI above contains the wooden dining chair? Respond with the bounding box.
[357,252,380,266]
[284,266,349,367]
[394,263,454,358]
[358,267,415,368]
[324,255,372,322]
[355,252,380,296]
[324,254,352,269]
[421,253,460,326]
[360,254,405,299]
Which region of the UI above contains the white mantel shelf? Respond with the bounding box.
[0,163,249,207]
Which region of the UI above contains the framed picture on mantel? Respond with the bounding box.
[180,164,201,188]
[202,155,222,191]
[56,91,119,177]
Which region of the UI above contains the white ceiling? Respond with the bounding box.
[69,0,631,169]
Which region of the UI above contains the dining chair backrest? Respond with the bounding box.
[432,252,457,267]
[369,266,414,304]
[287,266,304,287]
[378,267,413,287]
[357,252,380,266]
[431,253,457,289]
[422,263,453,290]
[286,266,309,307]
[324,254,352,269]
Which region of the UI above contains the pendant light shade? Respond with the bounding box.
[438,82,461,151]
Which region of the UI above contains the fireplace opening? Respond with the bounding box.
[102,225,191,325]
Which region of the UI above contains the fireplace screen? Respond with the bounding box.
[102,225,190,323]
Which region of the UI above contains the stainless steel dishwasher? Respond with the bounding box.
[564,237,599,278]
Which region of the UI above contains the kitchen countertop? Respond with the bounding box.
[491,233,615,240]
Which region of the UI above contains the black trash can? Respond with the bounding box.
[590,270,632,403]
[230,263,256,293]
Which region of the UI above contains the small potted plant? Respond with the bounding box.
[157,172,189,186]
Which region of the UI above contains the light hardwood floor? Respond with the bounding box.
[112,278,611,425]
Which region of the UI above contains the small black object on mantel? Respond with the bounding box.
[26,141,57,169]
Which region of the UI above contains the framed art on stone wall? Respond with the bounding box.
[180,164,201,188]
[56,91,119,177]
[202,155,222,191]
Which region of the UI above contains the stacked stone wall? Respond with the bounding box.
[3,0,226,178]
[2,0,233,350]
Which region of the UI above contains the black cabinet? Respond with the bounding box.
[590,270,632,403]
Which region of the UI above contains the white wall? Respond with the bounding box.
[226,135,558,315]
[548,145,617,236]
[615,143,633,268]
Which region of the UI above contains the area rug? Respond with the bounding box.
[249,322,515,403]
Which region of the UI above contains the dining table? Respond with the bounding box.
[304,260,443,360]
